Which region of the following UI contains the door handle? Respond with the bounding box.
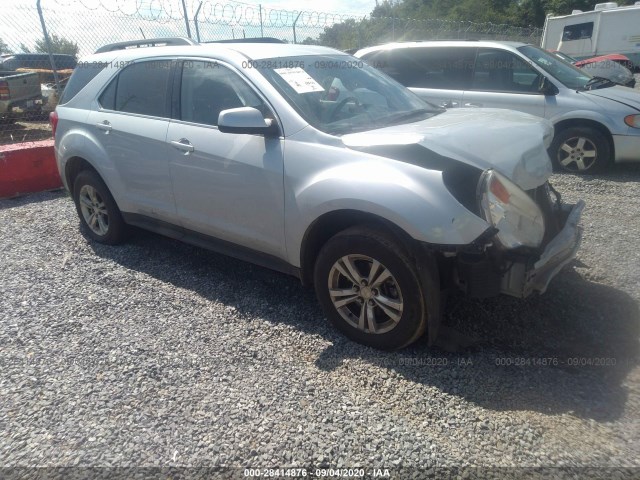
[170,139,194,153]
[96,121,112,133]
[439,101,459,108]
[464,102,483,108]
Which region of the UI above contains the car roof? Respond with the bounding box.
[355,40,530,57]
[83,42,346,64]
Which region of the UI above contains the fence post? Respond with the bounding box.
[259,5,264,37]
[194,1,203,42]
[181,0,192,38]
[35,0,60,95]
[292,11,302,44]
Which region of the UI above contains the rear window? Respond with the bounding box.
[59,63,105,104]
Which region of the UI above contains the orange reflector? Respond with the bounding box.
[624,115,640,128]
[489,176,511,204]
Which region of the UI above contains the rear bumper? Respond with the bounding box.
[1,97,43,119]
[500,200,585,298]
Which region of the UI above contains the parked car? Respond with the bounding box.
[355,41,640,174]
[550,51,636,88]
[0,53,76,117]
[0,70,43,123]
[53,38,584,350]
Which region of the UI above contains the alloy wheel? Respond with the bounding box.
[327,254,403,334]
[78,185,109,236]
[557,136,597,172]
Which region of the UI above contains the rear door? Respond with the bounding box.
[86,59,177,223]
[463,48,545,117]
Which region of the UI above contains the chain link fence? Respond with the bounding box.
[0,0,542,145]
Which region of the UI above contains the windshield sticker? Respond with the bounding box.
[274,67,324,94]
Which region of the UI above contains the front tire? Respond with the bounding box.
[73,170,128,245]
[313,226,429,350]
[550,126,611,174]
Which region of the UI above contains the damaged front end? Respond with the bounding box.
[451,169,585,299]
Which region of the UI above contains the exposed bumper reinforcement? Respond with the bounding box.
[501,200,585,298]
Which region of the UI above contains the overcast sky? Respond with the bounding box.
[5,0,378,16]
[3,0,380,55]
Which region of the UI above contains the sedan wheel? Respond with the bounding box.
[557,136,597,172]
[550,126,611,174]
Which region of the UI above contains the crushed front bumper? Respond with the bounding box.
[500,200,585,298]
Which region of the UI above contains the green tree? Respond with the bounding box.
[33,34,79,57]
[0,37,11,54]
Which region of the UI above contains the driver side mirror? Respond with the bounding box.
[539,77,559,96]
[218,107,280,136]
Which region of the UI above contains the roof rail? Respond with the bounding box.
[95,37,198,54]
[202,37,285,44]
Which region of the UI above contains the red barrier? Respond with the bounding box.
[0,139,62,199]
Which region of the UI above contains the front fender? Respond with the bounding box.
[283,141,490,267]
[548,108,624,136]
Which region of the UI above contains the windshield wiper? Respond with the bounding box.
[582,76,615,90]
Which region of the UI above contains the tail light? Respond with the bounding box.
[0,81,9,100]
[49,111,59,137]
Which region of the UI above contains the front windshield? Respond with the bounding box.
[254,55,442,135]
[519,45,593,90]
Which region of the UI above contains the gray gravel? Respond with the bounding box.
[1,166,639,477]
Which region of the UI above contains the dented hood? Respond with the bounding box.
[342,108,554,190]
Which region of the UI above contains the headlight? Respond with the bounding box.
[477,169,545,249]
[624,114,640,128]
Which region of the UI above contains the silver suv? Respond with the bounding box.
[356,41,640,174]
[53,38,584,350]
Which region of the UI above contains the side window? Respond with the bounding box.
[365,48,474,90]
[59,63,106,104]
[472,49,542,93]
[111,60,172,117]
[179,61,265,127]
[408,47,475,89]
[562,22,594,41]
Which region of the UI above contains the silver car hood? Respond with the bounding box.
[585,85,640,111]
[342,108,554,191]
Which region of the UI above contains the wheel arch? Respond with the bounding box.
[65,156,100,196]
[299,209,420,287]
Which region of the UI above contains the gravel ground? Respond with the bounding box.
[1,166,639,478]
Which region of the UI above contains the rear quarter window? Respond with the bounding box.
[59,63,106,104]
[97,60,173,117]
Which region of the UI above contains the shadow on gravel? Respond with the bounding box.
[556,162,640,184]
[0,189,65,210]
[89,227,639,423]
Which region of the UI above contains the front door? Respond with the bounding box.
[463,48,546,118]
[167,60,286,259]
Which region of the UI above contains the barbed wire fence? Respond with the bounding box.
[0,0,542,144]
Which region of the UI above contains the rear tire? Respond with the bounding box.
[73,170,128,245]
[313,225,429,350]
[550,126,611,174]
